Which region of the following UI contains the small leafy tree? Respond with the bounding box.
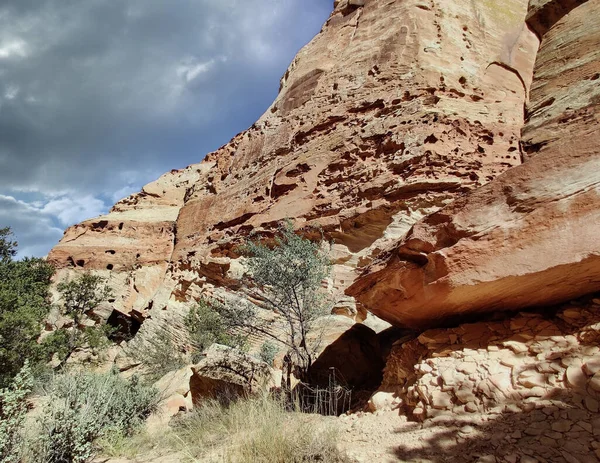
[55,273,113,366]
[0,227,17,263]
[0,228,55,386]
[185,298,247,362]
[57,273,112,327]
[217,220,331,383]
[259,341,279,366]
[0,361,33,462]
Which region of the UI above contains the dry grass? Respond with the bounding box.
[100,395,350,463]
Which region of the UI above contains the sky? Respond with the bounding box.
[0,0,331,258]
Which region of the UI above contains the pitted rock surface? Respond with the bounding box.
[47,0,537,340]
[348,0,600,329]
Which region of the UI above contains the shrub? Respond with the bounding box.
[0,361,33,463]
[259,341,279,366]
[31,370,159,462]
[218,219,332,383]
[0,228,55,386]
[185,298,247,362]
[54,273,113,367]
[126,326,187,381]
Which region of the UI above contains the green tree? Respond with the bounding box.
[0,227,17,263]
[217,220,331,382]
[185,298,246,362]
[0,228,55,387]
[55,273,113,366]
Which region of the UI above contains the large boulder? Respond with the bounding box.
[146,366,194,430]
[348,0,600,330]
[189,345,280,406]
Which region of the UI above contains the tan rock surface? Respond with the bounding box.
[47,0,537,337]
[346,297,600,462]
[189,344,279,406]
[348,0,600,329]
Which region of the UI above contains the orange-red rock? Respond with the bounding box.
[48,0,538,329]
[348,0,600,329]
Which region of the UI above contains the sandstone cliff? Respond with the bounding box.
[49,0,539,332]
[46,2,600,460]
[348,0,600,329]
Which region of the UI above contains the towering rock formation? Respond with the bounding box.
[48,0,539,330]
[348,0,600,329]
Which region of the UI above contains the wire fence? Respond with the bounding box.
[291,367,353,416]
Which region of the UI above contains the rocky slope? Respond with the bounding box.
[48,0,538,333]
[348,0,600,329]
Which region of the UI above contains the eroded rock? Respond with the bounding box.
[348,0,600,330]
[47,0,538,344]
[189,344,280,406]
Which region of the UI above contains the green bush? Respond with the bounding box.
[126,326,187,381]
[54,273,113,367]
[259,341,279,366]
[0,227,55,386]
[185,298,247,362]
[0,361,33,463]
[31,370,159,462]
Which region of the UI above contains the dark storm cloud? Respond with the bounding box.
[0,0,331,256]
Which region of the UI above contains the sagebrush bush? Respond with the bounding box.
[30,370,159,463]
[0,361,33,463]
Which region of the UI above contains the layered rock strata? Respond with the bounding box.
[348,0,600,329]
[48,0,538,332]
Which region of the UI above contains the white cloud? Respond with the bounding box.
[0,38,28,59]
[4,84,19,100]
[177,59,217,83]
[41,195,106,226]
[0,194,64,258]
[0,191,110,257]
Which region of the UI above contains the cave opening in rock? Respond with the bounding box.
[106,309,142,343]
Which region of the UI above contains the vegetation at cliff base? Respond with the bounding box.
[215,220,332,383]
[0,228,55,387]
[99,394,349,463]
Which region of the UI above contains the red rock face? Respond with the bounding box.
[348,0,600,329]
[48,0,538,326]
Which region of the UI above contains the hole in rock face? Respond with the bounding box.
[106,264,114,271]
[459,76,467,85]
[118,223,124,231]
[76,259,85,268]
[424,134,439,144]
[91,220,109,230]
[106,309,142,343]
[105,250,116,255]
